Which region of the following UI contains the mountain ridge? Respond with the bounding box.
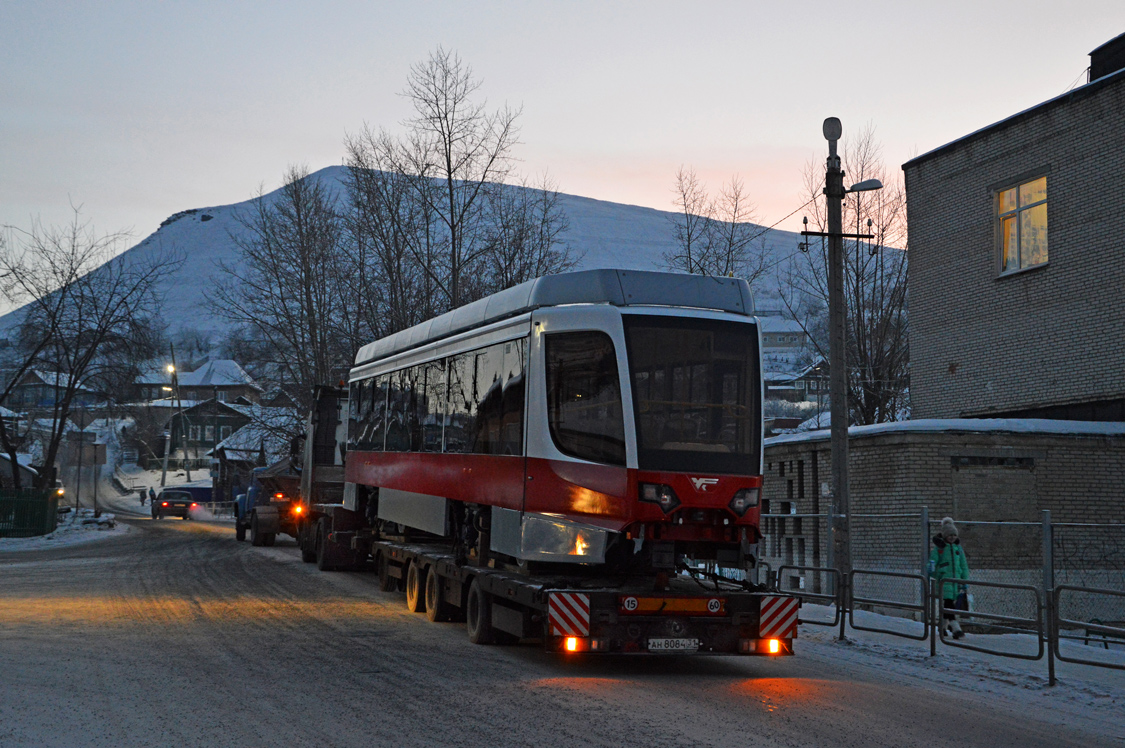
[1,165,800,339]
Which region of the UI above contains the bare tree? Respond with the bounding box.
[208,165,352,415]
[388,46,522,308]
[779,124,910,424]
[483,174,578,290]
[0,209,181,488]
[667,166,711,275]
[341,47,575,337]
[666,168,770,286]
[343,126,437,341]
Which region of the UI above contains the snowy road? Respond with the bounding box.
[1,519,1121,748]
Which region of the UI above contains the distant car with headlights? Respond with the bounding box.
[153,490,197,520]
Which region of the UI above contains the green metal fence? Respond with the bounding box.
[0,489,59,538]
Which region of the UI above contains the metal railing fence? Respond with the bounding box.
[758,506,1125,684]
[777,565,840,626]
[0,489,59,538]
[850,569,929,641]
[1053,585,1125,671]
[936,578,1045,661]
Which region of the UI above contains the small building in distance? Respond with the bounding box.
[758,317,808,350]
[5,371,102,410]
[133,360,261,404]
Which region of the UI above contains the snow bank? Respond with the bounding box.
[768,417,1125,447]
[798,603,1125,731]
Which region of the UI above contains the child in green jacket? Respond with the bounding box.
[929,517,970,639]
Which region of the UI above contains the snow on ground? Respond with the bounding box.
[0,508,128,551]
[798,603,1125,734]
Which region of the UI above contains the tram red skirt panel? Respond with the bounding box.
[346,452,525,510]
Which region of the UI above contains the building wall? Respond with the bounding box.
[762,428,1125,575]
[904,75,1125,418]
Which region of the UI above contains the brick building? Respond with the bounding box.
[761,421,1125,597]
[760,36,1125,605]
[902,34,1125,421]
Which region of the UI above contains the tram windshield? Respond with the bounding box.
[624,315,761,475]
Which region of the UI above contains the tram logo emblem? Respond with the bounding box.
[690,477,720,492]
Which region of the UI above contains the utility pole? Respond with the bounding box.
[170,345,192,483]
[800,118,882,634]
[823,117,851,591]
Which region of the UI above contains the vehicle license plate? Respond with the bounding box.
[647,638,700,652]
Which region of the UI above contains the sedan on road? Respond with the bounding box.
[153,490,197,520]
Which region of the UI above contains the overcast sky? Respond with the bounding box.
[2,1,1122,246]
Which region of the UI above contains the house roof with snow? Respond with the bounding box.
[178,360,259,389]
[757,317,805,334]
[23,370,93,392]
[135,360,258,389]
[210,406,300,464]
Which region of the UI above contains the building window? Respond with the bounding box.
[998,176,1047,272]
[205,425,214,442]
[796,380,805,390]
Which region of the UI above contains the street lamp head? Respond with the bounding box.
[822,117,842,142]
[847,178,884,193]
[166,364,175,373]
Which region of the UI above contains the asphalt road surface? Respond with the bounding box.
[1,517,1120,748]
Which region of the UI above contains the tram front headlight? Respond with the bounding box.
[640,483,680,514]
[728,488,759,517]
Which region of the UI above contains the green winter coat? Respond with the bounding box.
[928,536,970,600]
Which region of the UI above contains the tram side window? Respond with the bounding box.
[358,375,389,451]
[471,345,506,454]
[445,352,475,454]
[499,339,526,455]
[444,339,526,456]
[545,332,626,466]
[348,379,364,445]
[385,369,411,452]
[416,360,446,453]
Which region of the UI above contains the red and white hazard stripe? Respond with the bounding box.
[549,592,590,636]
[759,596,799,638]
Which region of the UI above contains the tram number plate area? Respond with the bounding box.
[647,638,701,653]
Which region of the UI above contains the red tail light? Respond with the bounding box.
[191,503,198,508]
[162,501,168,507]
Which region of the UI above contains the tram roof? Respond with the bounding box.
[354,269,755,366]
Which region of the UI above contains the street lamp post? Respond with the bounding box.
[801,117,883,639]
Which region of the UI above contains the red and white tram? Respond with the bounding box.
[343,268,763,573]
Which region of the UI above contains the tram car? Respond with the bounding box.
[343,268,764,573]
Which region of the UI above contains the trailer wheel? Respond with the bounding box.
[405,563,426,613]
[424,569,451,623]
[315,518,335,571]
[466,578,495,645]
[376,553,397,592]
[263,532,276,547]
[299,521,316,563]
[250,513,264,546]
[235,520,246,542]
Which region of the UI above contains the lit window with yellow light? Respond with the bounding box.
[998,176,1047,273]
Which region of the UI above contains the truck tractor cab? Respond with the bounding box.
[234,465,303,546]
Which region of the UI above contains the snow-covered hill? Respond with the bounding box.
[1,165,801,338]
